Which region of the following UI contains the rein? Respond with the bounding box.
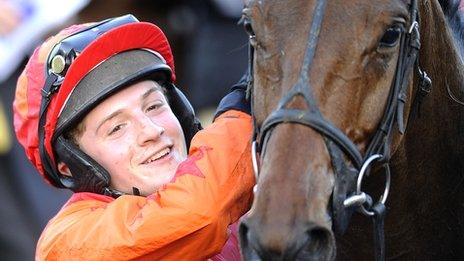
[246,0,431,260]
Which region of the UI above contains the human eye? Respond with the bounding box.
[146,100,165,113]
[107,123,125,136]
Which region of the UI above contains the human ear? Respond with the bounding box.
[57,162,73,177]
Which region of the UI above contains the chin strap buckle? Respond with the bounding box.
[41,74,60,99]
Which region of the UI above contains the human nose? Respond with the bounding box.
[136,115,165,145]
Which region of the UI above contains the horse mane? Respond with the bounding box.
[435,0,464,106]
[438,0,464,52]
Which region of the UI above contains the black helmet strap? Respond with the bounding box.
[54,136,111,194]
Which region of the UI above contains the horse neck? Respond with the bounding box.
[369,2,464,254]
[420,0,464,94]
[389,0,464,224]
[402,0,464,159]
[390,0,464,215]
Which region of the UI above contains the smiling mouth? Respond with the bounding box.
[142,146,172,164]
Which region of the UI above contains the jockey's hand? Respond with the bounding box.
[214,71,251,120]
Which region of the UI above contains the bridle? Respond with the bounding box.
[245,0,431,260]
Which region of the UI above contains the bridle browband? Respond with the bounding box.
[246,0,431,260]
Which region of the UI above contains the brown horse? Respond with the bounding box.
[239,0,464,260]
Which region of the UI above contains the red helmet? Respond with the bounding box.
[13,15,201,197]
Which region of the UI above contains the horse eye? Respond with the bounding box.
[379,26,402,47]
[242,18,258,47]
[243,19,255,37]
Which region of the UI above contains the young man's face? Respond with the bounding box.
[76,80,187,196]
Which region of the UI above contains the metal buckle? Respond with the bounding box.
[408,21,418,34]
[419,69,432,94]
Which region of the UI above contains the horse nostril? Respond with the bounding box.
[239,220,253,259]
[239,220,249,244]
[302,226,335,260]
[239,220,264,261]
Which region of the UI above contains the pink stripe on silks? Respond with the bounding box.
[208,222,242,261]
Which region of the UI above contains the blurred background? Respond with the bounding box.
[0,0,248,259]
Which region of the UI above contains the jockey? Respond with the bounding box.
[13,14,254,260]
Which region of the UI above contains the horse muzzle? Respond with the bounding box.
[239,217,336,261]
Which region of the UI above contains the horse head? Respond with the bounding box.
[239,0,441,260]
